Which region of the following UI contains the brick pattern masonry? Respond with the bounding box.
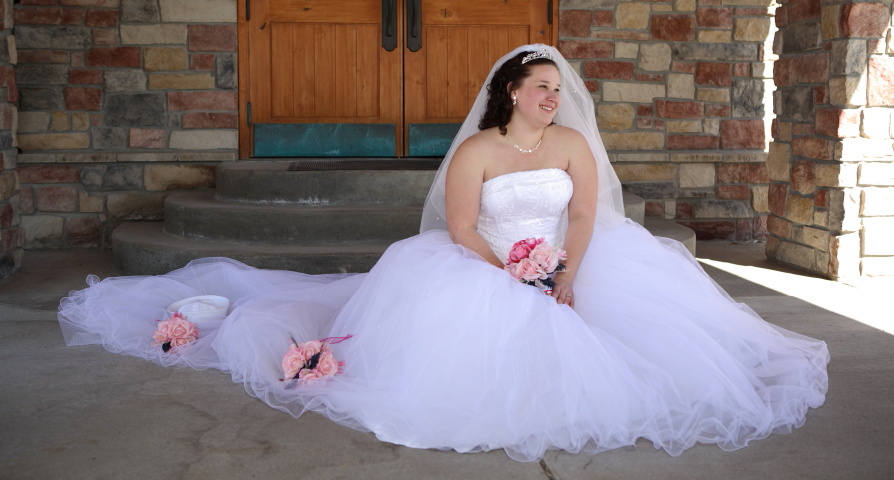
[0,0,21,280]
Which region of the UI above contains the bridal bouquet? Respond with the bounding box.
[504,237,567,293]
[152,312,199,353]
[281,335,353,385]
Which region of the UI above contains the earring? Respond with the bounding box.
[512,96,517,106]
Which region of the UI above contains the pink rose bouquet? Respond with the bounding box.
[281,335,353,386]
[152,312,200,353]
[504,237,567,293]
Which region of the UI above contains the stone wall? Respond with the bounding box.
[15,0,236,248]
[0,0,20,281]
[559,0,776,241]
[767,0,894,278]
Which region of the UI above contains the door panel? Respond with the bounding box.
[239,0,556,158]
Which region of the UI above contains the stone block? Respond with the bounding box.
[79,191,104,212]
[16,64,68,85]
[861,108,891,139]
[679,163,715,188]
[616,3,651,30]
[831,39,867,76]
[80,164,142,191]
[651,14,695,41]
[148,73,216,90]
[768,215,793,238]
[792,136,834,161]
[22,215,64,248]
[821,5,839,40]
[559,9,591,37]
[691,199,751,219]
[93,28,120,46]
[602,132,666,151]
[614,43,638,59]
[697,88,730,104]
[216,53,236,89]
[861,187,894,216]
[106,192,166,219]
[121,0,161,22]
[666,120,702,133]
[189,53,216,71]
[768,183,787,216]
[639,44,671,72]
[859,163,894,186]
[86,9,118,27]
[836,138,894,161]
[120,24,187,45]
[704,118,720,136]
[86,47,141,68]
[720,119,765,150]
[188,25,236,52]
[35,185,77,212]
[680,220,736,240]
[667,73,695,99]
[596,104,634,130]
[829,76,867,107]
[840,2,889,38]
[751,185,769,212]
[69,69,103,85]
[697,7,732,28]
[696,62,731,87]
[593,10,613,27]
[831,231,861,277]
[613,163,676,182]
[862,217,894,256]
[734,17,770,42]
[169,129,238,150]
[815,108,860,138]
[767,142,790,181]
[159,0,236,23]
[64,215,101,248]
[0,172,17,203]
[91,127,128,150]
[117,152,178,162]
[64,87,101,111]
[19,133,89,150]
[18,165,80,184]
[557,40,613,59]
[780,86,815,122]
[785,193,814,225]
[129,128,166,148]
[782,21,821,54]
[103,70,147,93]
[788,0,821,23]
[167,91,238,111]
[144,47,187,72]
[794,52,829,84]
[828,188,861,232]
[16,26,91,50]
[17,154,57,165]
[105,93,165,126]
[144,164,215,191]
[59,153,117,163]
[656,100,703,119]
[868,57,894,107]
[602,82,666,103]
[667,135,719,150]
[731,79,765,117]
[181,112,237,129]
[716,163,769,183]
[18,112,49,133]
[791,160,816,194]
[624,181,677,199]
[178,152,236,162]
[584,61,635,80]
[717,184,751,199]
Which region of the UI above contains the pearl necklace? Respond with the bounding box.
[506,131,543,154]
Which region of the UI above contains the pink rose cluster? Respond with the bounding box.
[152,312,199,353]
[504,237,567,283]
[281,335,352,383]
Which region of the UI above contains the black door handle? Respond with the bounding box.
[382,0,397,51]
[407,0,421,52]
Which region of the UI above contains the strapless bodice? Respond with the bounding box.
[477,168,573,261]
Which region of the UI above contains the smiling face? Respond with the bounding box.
[510,64,561,125]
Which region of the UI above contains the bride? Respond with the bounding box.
[58,45,829,462]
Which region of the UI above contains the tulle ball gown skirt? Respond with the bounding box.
[58,221,829,462]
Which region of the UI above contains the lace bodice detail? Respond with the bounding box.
[478,168,573,262]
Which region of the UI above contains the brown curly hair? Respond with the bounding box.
[478,51,558,135]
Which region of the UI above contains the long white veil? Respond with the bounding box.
[419,44,626,233]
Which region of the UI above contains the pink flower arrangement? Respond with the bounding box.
[152,312,199,353]
[281,335,353,385]
[504,237,567,292]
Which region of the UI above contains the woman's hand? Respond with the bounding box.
[549,272,574,307]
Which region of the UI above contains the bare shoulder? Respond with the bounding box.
[548,125,588,148]
[449,129,499,171]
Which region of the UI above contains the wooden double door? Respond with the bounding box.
[238,0,557,158]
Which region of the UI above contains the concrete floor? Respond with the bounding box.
[1,242,892,480]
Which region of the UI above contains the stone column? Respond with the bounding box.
[0,0,20,280]
[768,0,894,279]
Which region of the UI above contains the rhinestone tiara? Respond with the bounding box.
[521,48,552,64]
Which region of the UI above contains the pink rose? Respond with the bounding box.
[515,257,547,282]
[297,340,323,360]
[529,243,560,273]
[166,316,199,343]
[152,322,173,345]
[506,237,544,263]
[281,344,309,379]
[314,351,341,378]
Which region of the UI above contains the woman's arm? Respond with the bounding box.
[550,130,598,307]
[445,138,504,268]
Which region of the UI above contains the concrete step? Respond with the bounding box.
[165,192,421,245]
[216,160,438,206]
[113,222,387,275]
[644,216,697,256]
[622,190,644,226]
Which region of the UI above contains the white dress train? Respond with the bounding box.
[59,168,829,462]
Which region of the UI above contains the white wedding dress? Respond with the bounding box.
[59,167,829,462]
